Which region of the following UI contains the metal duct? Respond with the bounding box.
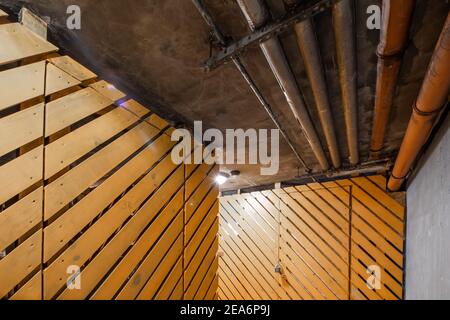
[295,19,341,168]
[388,13,450,191]
[236,0,330,171]
[370,0,415,159]
[332,0,359,165]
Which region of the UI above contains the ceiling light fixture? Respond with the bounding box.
[215,172,230,185]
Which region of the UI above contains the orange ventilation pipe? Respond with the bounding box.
[388,12,450,191]
[370,0,415,159]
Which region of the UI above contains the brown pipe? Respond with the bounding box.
[332,0,359,165]
[236,0,330,171]
[388,12,450,191]
[295,19,341,168]
[370,0,415,159]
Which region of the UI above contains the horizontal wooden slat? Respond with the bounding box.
[45,63,81,96]
[116,218,183,300]
[89,80,126,102]
[44,120,163,220]
[0,103,44,157]
[56,178,184,300]
[0,146,43,205]
[0,23,58,65]
[0,187,42,251]
[0,61,45,111]
[154,258,183,300]
[43,134,173,262]
[44,102,149,179]
[10,271,41,300]
[44,151,178,299]
[89,167,184,300]
[137,238,184,300]
[48,55,97,82]
[0,231,41,298]
[45,87,113,136]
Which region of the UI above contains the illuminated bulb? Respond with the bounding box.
[215,172,230,185]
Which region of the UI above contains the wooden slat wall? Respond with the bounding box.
[0,20,218,300]
[218,176,405,300]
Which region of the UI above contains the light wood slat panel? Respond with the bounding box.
[219,248,262,299]
[219,260,250,300]
[281,243,338,300]
[280,238,347,299]
[226,196,277,248]
[44,153,179,298]
[0,23,58,65]
[219,220,288,300]
[276,190,349,261]
[367,175,387,190]
[0,146,43,205]
[280,227,349,295]
[0,231,41,298]
[352,177,404,220]
[288,190,349,246]
[0,61,45,111]
[185,237,218,299]
[296,189,349,234]
[185,220,218,289]
[346,182,403,235]
[303,184,350,221]
[219,233,274,299]
[276,198,349,274]
[185,162,214,199]
[220,200,277,261]
[185,165,218,221]
[0,103,43,157]
[205,274,219,300]
[307,183,403,266]
[48,56,97,82]
[194,257,219,300]
[0,9,8,17]
[185,190,219,243]
[116,221,183,300]
[45,63,81,96]
[350,256,398,300]
[220,203,277,267]
[169,278,184,300]
[10,272,41,300]
[45,87,113,137]
[154,258,183,300]
[241,194,278,231]
[89,80,126,102]
[350,271,382,300]
[120,100,167,130]
[185,209,218,267]
[88,169,184,300]
[58,178,184,300]
[44,102,149,179]
[351,242,402,296]
[218,276,236,300]
[351,228,403,283]
[44,120,163,219]
[235,194,278,234]
[43,135,173,262]
[324,181,404,250]
[137,239,183,300]
[0,187,42,251]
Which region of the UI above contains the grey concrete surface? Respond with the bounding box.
[406,113,450,300]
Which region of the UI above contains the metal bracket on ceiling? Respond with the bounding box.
[202,0,341,71]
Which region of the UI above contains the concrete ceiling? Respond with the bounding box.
[0,0,448,190]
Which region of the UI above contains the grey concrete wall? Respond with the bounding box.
[405,114,450,300]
